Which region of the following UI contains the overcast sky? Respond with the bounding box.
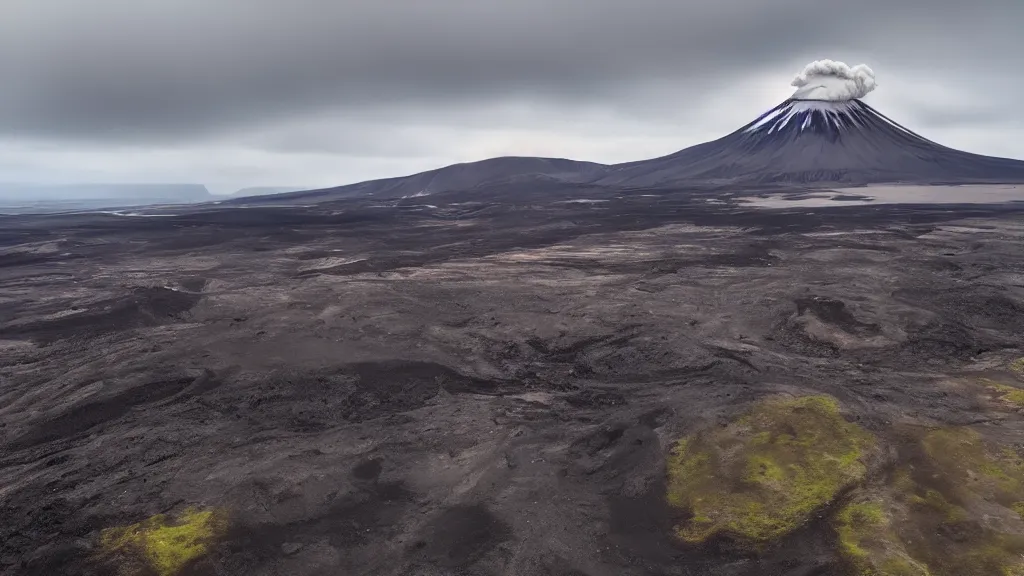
[2,1,1022,194]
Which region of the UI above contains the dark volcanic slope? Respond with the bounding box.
[234,156,608,203]
[597,99,1024,187]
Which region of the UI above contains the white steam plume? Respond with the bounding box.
[790,59,877,101]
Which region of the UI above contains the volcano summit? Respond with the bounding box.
[596,97,1024,187]
[597,60,1024,187]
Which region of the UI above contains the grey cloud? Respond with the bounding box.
[234,115,440,156]
[3,0,1020,144]
[903,107,1009,130]
[1,0,1022,193]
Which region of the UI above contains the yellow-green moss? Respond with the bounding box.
[834,497,930,576]
[922,428,1024,501]
[835,457,1024,576]
[836,501,886,561]
[905,488,969,523]
[989,382,1024,408]
[1005,564,1024,576]
[1010,358,1024,377]
[1013,502,1024,521]
[871,431,1024,576]
[99,507,227,576]
[945,541,1024,576]
[881,559,934,576]
[666,395,875,547]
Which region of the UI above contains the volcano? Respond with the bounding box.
[235,79,1024,204]
[597,98,1024,187]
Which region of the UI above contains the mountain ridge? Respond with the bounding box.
[230,156,608,203]
[228,98,1024,204]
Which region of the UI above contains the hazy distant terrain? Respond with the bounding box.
[0,183,212,212]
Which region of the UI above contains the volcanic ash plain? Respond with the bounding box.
[3,191,1024,576]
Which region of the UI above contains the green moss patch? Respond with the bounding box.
[666,395,875,547]
[987,381,1024,408]
[922,428,1024,502]
[1014,502,1024,522]
[834,497,929,576]
[1010,358,1024,377]
[98,507,228,576]
[834,430,1024,576]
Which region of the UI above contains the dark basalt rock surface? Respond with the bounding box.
[2,190,1024,575]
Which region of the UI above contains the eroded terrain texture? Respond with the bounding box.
[2,190,1024,575]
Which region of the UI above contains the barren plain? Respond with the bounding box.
[3,186,1024,575]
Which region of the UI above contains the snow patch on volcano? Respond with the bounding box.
[791,60,877,101]
[744,100,877,135]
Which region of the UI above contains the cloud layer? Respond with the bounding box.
[1,0,1022,193]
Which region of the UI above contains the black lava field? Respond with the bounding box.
[4,183,1024,575]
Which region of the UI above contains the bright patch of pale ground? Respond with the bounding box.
[739,184,1024,208]
[297,257,368,272]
